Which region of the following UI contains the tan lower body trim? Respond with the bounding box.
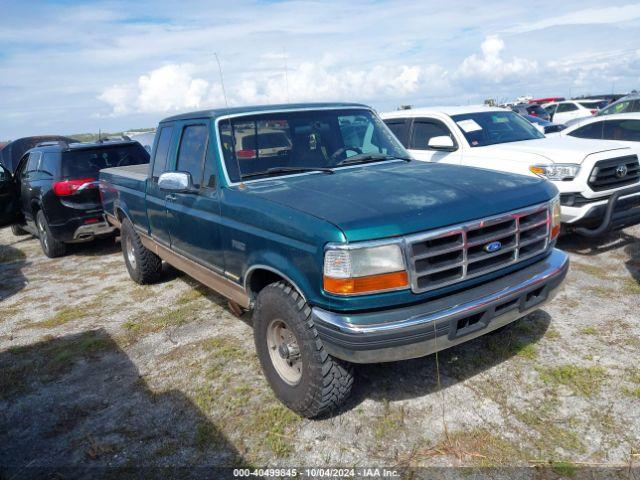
[139,233,250,309]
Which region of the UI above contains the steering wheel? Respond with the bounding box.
[330,146,362,160]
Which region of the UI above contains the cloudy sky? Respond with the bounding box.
[1,0,639,139]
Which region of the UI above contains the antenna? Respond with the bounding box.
[283,47,290,103]
[214,53,229,108]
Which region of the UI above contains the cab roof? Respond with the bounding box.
[381,105,506,118]
[160,102,371,123]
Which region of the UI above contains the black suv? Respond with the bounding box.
[0,139,149,257]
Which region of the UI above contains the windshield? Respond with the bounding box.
[451,111,545,147]
[62,143,150,178]
[218,109,408,182]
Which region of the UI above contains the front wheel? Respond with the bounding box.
[253,282,354,418]
[36,210,66,258]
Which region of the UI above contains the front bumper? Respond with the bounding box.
[312,249,569,364]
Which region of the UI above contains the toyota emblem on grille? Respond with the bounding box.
[484,241,502,253]
[616,164,628,178]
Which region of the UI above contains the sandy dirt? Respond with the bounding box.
[0,225,639,478]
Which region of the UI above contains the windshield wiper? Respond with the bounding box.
[241,166,334,179]
[336,153,412,166]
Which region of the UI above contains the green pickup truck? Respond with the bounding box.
[97,102,569,417]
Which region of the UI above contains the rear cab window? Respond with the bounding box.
[62,143,150,179]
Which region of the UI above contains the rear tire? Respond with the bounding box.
[36,210,66,258]
[10,224,29,236]
[121,218,162,284]
[253,282,354,418]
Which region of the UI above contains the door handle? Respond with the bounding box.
[166,194,177,201]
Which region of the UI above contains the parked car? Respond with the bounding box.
[97,102,568,417]
[0,136,79,173]
[529,97,565,105]
[382,106,640,236]
[554,113,640,144]
[523,114,567,134]
[0,138,149,257]
[544,100,608,124]
[511,104,550,121]
[596,93,640,116]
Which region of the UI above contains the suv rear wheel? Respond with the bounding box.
[253,282,354,418]
[120,218,162,284]
[36,210,66,258]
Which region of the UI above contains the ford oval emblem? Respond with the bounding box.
[484,241,502,253]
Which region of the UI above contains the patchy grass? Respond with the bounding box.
[373,400,406,441]
[585,285,615,298]
[551,461,578,477]
[622,278,640,295]
[194,422,226,450]
[122,302,201,342]
[537,365,606,397]
[25,306,86,329]
[46,335,113,374]
[252,404,300,457]
[580,326,598,335]
[431,427,526,466]
[571,262,610,280]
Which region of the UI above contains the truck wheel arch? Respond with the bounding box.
[244,265,307,303]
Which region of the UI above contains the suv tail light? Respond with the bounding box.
[53,177,97,196]
[236,149,256,159]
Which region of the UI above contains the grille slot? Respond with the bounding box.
[406,203,550,293]
[588,155,640,192]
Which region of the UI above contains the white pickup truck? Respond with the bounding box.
[381,106,640,236]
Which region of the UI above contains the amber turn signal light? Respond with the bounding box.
[323,271,409,295]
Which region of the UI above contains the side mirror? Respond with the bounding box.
[158,171,196,193]
[428,136,456,151]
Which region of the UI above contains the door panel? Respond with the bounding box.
[165,121,225,273]
[0,164,19,227]
[147,124,176,246]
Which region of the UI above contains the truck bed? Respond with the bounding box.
[99,164,150,233]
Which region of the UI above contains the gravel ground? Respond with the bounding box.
[0,225,639,478]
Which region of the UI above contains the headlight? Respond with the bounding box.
[323,243,409,295]
[550,196,561,240]
[530,164,580,181]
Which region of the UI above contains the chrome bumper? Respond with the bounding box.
[72,220,116,241]
[312,249,569,364]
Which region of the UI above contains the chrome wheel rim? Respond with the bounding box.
[37,217,49,251]
[267,319,302,385]
[125,236,137,270]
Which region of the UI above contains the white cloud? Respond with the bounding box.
[455,35,537,83]
[506,4,640,33]
[99,60,445,115]
[99,64,210,115]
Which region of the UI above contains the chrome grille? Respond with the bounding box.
[405,203,550,293]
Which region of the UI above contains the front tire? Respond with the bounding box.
[120,218,162,284]
[253,282,354,418]
[36,210,66,258]
[10,224,29,236]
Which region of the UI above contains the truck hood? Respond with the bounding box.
[479,136,632,165]
[239,161,557,242]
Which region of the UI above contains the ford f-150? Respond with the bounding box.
[94,103,569,417]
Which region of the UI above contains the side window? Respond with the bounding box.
[24,152,42,179]
[176,124,208,188]
[39,152,59,177]
[409,120,454,150]
[151,126,174,181]
[604,119,640,141]
[568,122,604,139]
[557,103,578,113]
[605,100,630,115]
[383,119,409,146]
